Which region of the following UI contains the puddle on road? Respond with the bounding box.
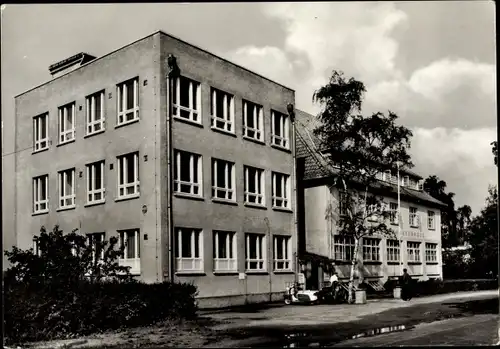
[264,324,414,348]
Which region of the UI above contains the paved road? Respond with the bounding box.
[334,314,499,346]
[208,289,499,330]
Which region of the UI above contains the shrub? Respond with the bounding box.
[4,225,199,344]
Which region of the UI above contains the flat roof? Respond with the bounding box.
[15,30,295,98]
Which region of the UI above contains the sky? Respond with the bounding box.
[1,2,497,216]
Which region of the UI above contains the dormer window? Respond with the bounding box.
[402,175,409,187]
[384,170,392,182]
[417,180,424,191]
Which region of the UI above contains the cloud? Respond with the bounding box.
[410,127,497,214]
[225,2,496,215]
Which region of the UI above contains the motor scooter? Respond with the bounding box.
[283,282,319,305]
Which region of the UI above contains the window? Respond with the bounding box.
[334,235,355,261]
[409,178,417,189]
[387,240,400,262]
[175,228,203,272]
[362,238,380,262]
[119,229,140,259]
[87,232,105,262]
[210,88,234,133]
[58,103,76,144]
[213,231,236,272]
[243,100,263,142]
[402,175,410,187]
[273,235,291,271]
[32,237,41,256]
[86,90,105,135]
[339,191,349,216]
[117,152,139,198]
[427,211,435,230]
[119,229,141,274]
[271,110,290,149]
[389,202,399,224]
[117,78,139,125]
[425,243,437,262]
[58,168,75,208]
[384,170,392,182]
[407,241,421,262]
[211,158,235,201]
[33,113,49,152]
[417,180,424,191]
[173,76,201,123]
[409,207,418,227]
[174,150,202,196]
[33,175,49,213]
[245,233,266,271]
[86,161,105,204]
[272,172,290,209]
[244,166,265,205]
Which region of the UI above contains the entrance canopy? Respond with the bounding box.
[299,250,336,273]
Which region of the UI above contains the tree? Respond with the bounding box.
[491,141,497,166]
[456,204,472,245]
[312,71,413,303]
[468,186,498,278]
[4,225,133,289]
[423,175,459,247]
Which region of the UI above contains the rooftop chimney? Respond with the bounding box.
[48,52,96,78]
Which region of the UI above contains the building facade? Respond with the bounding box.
[295,110,446,290]
[8,31,297,308]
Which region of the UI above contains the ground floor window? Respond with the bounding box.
[407,241,421,262]
[213,231,236,272]
[175,228,203,272]
[425,242,437,262]
[245,233,266,271]
[387,239,400,262]
[362,238,380,261]
[334,235,355,261]
[273,235,291,271]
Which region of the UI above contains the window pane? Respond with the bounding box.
[95,164,102,190]
[126,232,135,258]
[95,94,102,120]
[216,91,224,117]
[276,237,283,259]
[181,231,191,258]
[41,116,47,138]
[180,154,191,181]
[218,233,227,259]
[180,78,190,107]
[217,161,226,187]
[249,236,257,259]
[246,104,255,128]
[126,157,134,184]
[126,81,135,110]
[274,114,281,136]
[40,178,47,200]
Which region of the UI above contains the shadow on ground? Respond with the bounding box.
[219,298,499,348]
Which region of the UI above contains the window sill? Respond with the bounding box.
[245,270,269,275]
[244,202,267,210]
[84,129,106,138]
[273,270,295,274]
[56,139,76,147]
[115,194,140,202]
[115,118,139,129]
[425,262,439,265]
[212,198,237,206]
[32,147,49,155]
[213,271,239,275]
[410,225,420,229]
[428,228,436,231]
[387,261,402,265]
[173,115,203,128]
[32,210,49,216]
[272,206,293,213]
[57,205,76,212]
[243,135,265,146]
[174,192,204,201]
[390,222,399,226]
[271,144,291,153]
[84,200,106,208]
[408,261,422,265]
[362,261,382,265]
[175,271,206,276]
[211,126,237,137]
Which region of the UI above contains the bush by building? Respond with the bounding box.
[383,277,497,297]
[3,226,198,344]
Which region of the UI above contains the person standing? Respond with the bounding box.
[399,268,413,301]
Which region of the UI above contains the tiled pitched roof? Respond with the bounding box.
[294,109,447,208]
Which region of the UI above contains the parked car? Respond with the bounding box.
[284,282,320,305]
